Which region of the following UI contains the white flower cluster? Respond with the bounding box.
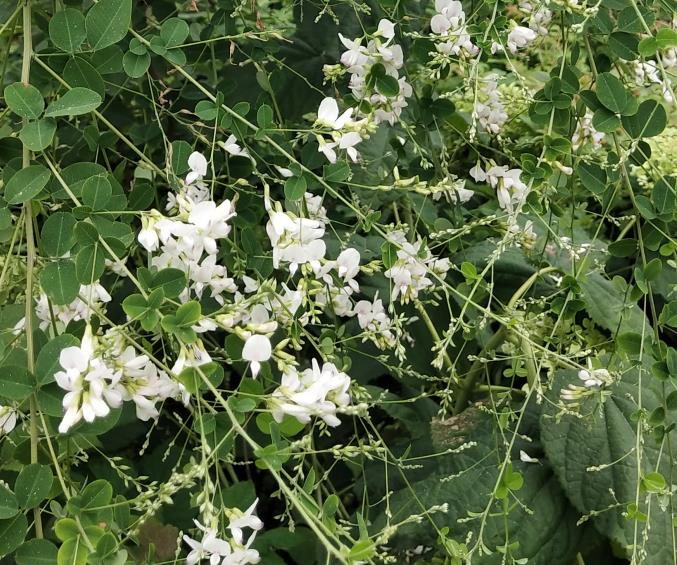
[139,152,237,305]
[54,326,181,433]
[34,283,111,332]
[492,25,537,55]
[339,19,412,125]
[474,75,508,135]
[266,206,327,275]
[430,0,478,57]
[560,367,614,404]
[184,499,263,565]
[384,230,450,304]
[470,163,530,218]
[314,97,364,163]
[354,294,396,348]
[270,359,351,427]
[520,1,552,36]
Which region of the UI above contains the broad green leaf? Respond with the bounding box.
[0,366,35,402]
[80,479,113,510]
[652,177,676,214]
[596,72,632,114]
[57,536,89,565]
[122,50,151,78]
[45,87,102,118]
[621,100,667,139]
[0,485,18,519]
[542,362,677,565]
[656,27,677,50]
[160,17,189,48]
[284,176,307,201]
[608,31,639,61]
[41,211,77,257]
[377,406,585,564]
[324,162,351,182]
[591,107,620,132]
[91,45,124,74]
[15,539,58,565]
[14,464,53,509]
[4,164,51,204]
[75,244,105,284]
[19,118,56,151]
[85,0,132,50]
[40,259,79,305]
[81,174,112,210]
[375,74,399,97]
[49,8,86,53]
[150,268,187,298]
[35,334,79,385]
[4,83,44,119]
[0,513,27,557]
[63,57,105,98]
[580,273,648,335]
[576,161,607,194]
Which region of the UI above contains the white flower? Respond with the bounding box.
[354,294,395,348]
[377,19,395,40]
[242,335,272,378]
[338,132,362,162]
[271,360,352,427]
[54,327,122,433]
[519,450,540,463]
[35,284,111,332]
[223,134,249,158]
[184,520,232,565]
[266,210,326,274]
[315,97,355,130]
[0,406,17,435]
[507,26,537,54]
[227,499,264,546]
[578,368,612,388]
[186,151,208,185]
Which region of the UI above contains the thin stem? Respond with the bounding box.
[20,0,43,539]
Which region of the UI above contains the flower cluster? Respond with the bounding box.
[339,19,412,125]
[560,367,615,406]
[270,360,351,427]
[313,97,365,163]
[184,499,263,565]
[470,163,529,219]
[474,75,508,135]
[384,230,450,304]
[34,283,111,332]
[54,326,181,433]
[430,0,478,57]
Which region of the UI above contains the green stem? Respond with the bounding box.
[20,0,43,539]
[453,266,559,413]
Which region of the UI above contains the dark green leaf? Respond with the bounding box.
[4,83,44,119]
[49,9,86,53]
[44,87,102,117]
[14,464,53,509]
[85,0,132,50]
[40,260,79,305]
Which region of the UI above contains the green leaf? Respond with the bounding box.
[4,83,44,119]
[591,107,620,133]
[80,479,113,511]
[75,244,105,284]
[656,27,677,50]
[0,485,18,519]
[57,536,89,565]
[49,8,86,53]
[63,57,105,98]
[4,164,51,204]
[42,212,77,257]
[617,332,644,356]
[14,464,53,509]
[160,17,189,48]
[375,74,400,97]
[85,0,132,50]
[44,87,102,117]
[608,239,637,257]
[596,72,632,114]
[15,539,58,565]
[0,366,35,402]
[256,104,274,129]
[284,176,307,201]
[81,174,112,210]
[621,100,667,139]
[149,268,186,298]
[576,162,607,194]
[378,406,584,564]
[580,273,648,334]
[324,162,351,182]
[35,334,79,385]
[542,363,677,565]
[122,50,151,78]
[608,31,639,61]
[19,118,56,151]
[652,177,676,214]
[40,259,79,305]
[0,513,27,558]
